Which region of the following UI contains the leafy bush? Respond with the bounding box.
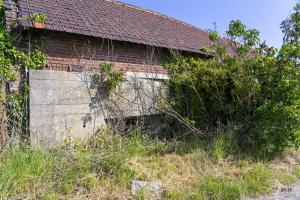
[292,167,300,178]
[211,125,240,161]
[0,147,55,199]
[277,173,296,185]
[212,135,227,162]
[0,1,47,139]
[242,164,273,196]
[26,13,48,23]
[0,131,155,198]
[202,175,242,200]
[96,63,125,92]
[165,5,300,157]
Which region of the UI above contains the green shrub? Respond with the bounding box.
[136,188,153,200]
[51,149,93,194]
[164,136,204,155]
[0,147,54,199]
[92,63,125,93]
[0,133,139,198]
[163,188,206,200]
[163,189,186,200]
[242,164,273,196]
[292,167,300,178]
[277,173,297,185]
[165,14,300,157]
[81,173,100,191]
[43,192,59,200]
[212,136,226,161]
[26,13,48,23]
[212,126,240,160]
[0,0,47,139]
[201,175,241,200]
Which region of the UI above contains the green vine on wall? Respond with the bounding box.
[97,63,125,92]
[0,1,47,140]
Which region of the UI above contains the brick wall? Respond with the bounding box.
[4,0,18,32]
[41,31,168,74]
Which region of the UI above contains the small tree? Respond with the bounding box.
[280,3,300,67]
[281,3,300,45]
[165,8,300,157]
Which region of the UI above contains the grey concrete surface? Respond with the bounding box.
[29,70,165,147]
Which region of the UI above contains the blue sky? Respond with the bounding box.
[119,0,298,48]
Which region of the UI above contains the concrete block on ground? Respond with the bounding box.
[131,180,163,197]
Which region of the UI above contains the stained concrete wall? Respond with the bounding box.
[29,70,168,147]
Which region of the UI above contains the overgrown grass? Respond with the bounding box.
[0,129,299,199]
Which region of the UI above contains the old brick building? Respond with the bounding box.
[4,0,217,146]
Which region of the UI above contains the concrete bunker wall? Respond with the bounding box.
[29,70,168,147]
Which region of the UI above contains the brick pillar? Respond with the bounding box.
[4,0,18,32]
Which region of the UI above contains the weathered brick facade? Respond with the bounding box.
[4,0,213,146]
[41,31,168,74]
[22,30,171,147]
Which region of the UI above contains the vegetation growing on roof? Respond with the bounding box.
[25,12,48,23]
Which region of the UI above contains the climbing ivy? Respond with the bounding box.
[0,1,47,139]
[98,63,125,92]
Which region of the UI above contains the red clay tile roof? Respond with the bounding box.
[15,0,215,54]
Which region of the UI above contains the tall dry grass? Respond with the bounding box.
[0,129,299,200]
